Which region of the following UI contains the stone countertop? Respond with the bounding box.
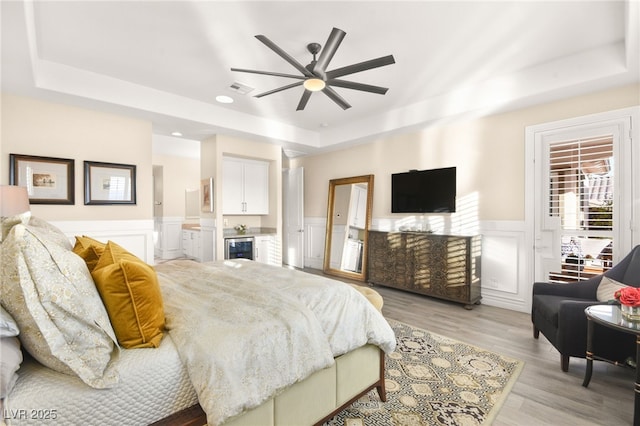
[181,225,276,237]
[182,224,201,230]
[223,227,276,238]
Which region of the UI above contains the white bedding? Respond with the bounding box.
[155,259,396,426]
[3,334,197,425]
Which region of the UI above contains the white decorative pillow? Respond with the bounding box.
[1,211,31,241]
[596,275,629,302]
[0,305,19,337]
[28,215,73,250]
[0,223,120,389]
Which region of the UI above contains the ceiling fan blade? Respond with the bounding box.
[313,27,346,78]
[296,90,312,111]
[255,35,314,78]
[326,55,396,79]
[231,68,305,80]
[327,79,389,95]
[255,81,304,98]
[322,86,351,110]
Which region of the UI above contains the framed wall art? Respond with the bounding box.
[9,153,75,204]
[201,177,213,213]
[84,161,136,205]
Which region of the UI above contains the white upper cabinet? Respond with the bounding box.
[222,157,269,215]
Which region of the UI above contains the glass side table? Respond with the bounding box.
[583,305,640,424]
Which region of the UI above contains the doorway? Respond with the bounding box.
[526,108,636,294]
[283,167,304,268]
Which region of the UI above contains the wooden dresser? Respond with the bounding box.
[367,231,482,309]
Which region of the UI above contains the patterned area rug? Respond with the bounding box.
[326,320,524,426]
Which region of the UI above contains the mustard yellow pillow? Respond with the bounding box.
[73,236,106,272]
[91,241,165,349]
[93,240,141,270]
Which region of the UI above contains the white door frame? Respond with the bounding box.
[524,106,639,309]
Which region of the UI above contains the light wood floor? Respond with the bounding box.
[307,270,635,425]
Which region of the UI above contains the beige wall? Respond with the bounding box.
[293,83,640,222]
[1,94,153,221]
[151,153,200,218]
[4,83,637,225]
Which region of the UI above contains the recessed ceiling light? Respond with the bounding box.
[216,95,234,104]
[171,131,183,137]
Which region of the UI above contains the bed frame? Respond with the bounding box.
[152,345,386,426]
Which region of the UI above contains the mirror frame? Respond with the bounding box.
[323,174,374,282]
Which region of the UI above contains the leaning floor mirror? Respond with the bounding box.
[323,174,374,282]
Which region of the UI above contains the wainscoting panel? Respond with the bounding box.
[303,217,530,313]
[51,219,154,264]
[154,217,184,260]
[478,221,529,313]
[305,217,326,270]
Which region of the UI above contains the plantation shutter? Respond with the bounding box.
[548,136,614,282]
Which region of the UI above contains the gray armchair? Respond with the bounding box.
[531,245,640,371]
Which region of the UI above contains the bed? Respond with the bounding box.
[0,216,396,425]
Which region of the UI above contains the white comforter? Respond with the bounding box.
[155,260,396,426]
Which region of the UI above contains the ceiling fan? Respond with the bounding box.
[231,27,395,111]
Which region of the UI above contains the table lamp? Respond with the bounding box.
[0,185,31,241]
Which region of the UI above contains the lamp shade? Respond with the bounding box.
[0,185,30,217]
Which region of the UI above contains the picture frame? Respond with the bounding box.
[201,177,214,213]
[9,153,75,204]
[84,161,136,205]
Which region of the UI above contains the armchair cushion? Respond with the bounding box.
[533,295,594,327]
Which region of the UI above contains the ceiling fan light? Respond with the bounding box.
[303,78,326,92]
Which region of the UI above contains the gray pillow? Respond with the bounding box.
[0,306,19,337]
[0,336,22,399]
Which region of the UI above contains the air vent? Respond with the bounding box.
[228,82,254,95]
[283,149,307,158]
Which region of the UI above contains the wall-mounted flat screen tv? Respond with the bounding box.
[391,167,456,213]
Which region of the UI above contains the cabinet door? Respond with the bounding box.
[222,158,246,214]
[243,160,269,215]
[182,230,192,257]
[222,158,269,215]
[182,230,202,261]
[368,232,410,288]
[254,235,272,264]
[192,231,202,262]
